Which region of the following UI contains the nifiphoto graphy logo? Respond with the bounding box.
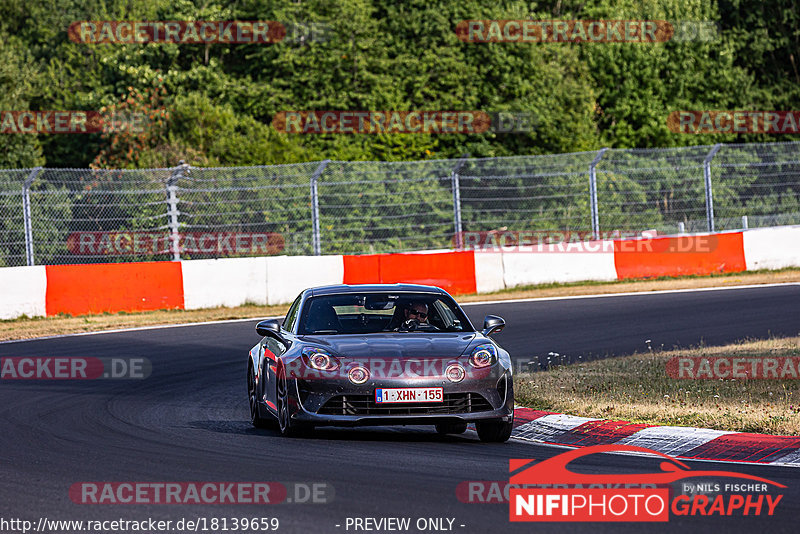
[508,446,785,522]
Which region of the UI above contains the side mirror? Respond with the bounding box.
[256,319,289,346]
[482,315,505,336]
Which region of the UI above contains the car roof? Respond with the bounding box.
[308,283,448,297]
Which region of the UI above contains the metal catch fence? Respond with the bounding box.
[1,141,799,267]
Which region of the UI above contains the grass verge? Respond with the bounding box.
[515,336,800,435]
[2,267,799,342]
[457,266,800,302]
[1,304,290,343]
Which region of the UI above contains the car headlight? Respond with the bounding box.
[469,343,497,368]
[302,347,340,371]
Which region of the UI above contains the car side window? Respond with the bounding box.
[433,299,460,330]
[283,295,302,332]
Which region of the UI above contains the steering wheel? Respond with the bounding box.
[399,318,439,332]
[400,318,420,332]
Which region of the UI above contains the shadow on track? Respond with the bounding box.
[189,419,480,443]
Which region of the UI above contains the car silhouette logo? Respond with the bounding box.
[510,444,786,487]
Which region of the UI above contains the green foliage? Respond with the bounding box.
[1,0,800,263]
[91,85,169,169]
[158,93,307,167]
[561,0,754,148]
[3,0,798,165]
[0,36,44,168]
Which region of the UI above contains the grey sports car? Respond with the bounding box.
[247,283,514,441]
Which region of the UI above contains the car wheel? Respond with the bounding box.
[277,371,312,437]
[475,417,513,443]
[248,365,271,428]
[435,422,468,435]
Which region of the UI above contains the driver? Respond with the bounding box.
[404,302,429,324]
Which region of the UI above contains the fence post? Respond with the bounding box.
[451,155,469,250]
[589,148,608,240]
[310,160,330,256]
[166,161,189,262]
[22,167,43,267]
[703,144,722,232]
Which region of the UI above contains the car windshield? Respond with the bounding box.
[297,292,473,335]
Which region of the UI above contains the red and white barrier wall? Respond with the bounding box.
[743,226,800,270]
[1,226,798,319]
[0,266,47,319]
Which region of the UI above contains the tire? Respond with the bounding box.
[435,422,468,435]
[475,418,513,443]
[276,371,313,437]
[248,365,271,428]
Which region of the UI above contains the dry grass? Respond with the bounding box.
[515,336,800,435]
[459,268,800,303]
[0,304,290,342]
[2,267,798,343]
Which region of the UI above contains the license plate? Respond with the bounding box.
[375,387,443,403]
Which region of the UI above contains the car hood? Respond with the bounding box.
[299,333,478,359]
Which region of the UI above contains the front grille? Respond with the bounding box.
[317,392,493,416]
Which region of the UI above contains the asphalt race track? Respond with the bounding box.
[464,283,800,368]
[1,284,799,534]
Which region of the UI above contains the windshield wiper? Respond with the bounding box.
[309,329,339,335]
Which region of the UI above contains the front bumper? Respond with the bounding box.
[288,372,514,427]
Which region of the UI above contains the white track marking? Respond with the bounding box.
[461,281,800,307]
[3,281,798,344]
[0,316,280,344]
